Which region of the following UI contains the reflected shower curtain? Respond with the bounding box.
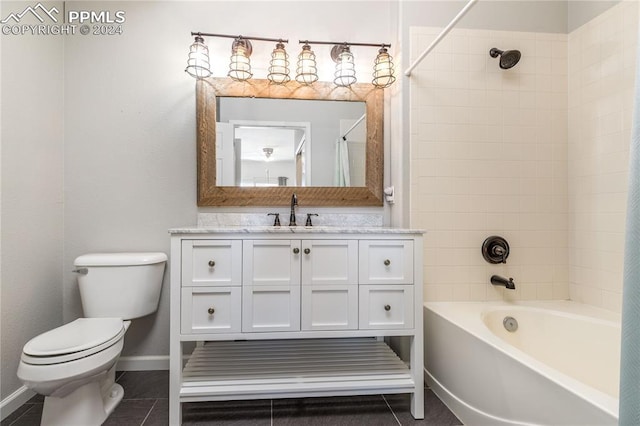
[619,22,640,426]
[334,138,351,187]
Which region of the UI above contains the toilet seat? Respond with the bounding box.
[22,318,125,365]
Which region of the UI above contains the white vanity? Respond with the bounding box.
[168,226,424,424]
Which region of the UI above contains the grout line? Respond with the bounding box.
[270,399,273,426]
[382,395,402,426]
[7,403,36,426]
[139,399,158,426]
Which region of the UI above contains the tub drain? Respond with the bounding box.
[503,316,518,332]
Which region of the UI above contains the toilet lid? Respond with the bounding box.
[23,318,124,358]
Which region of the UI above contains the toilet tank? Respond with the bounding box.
[74,252,167,319]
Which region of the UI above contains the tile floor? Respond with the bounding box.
[1,371,462,425]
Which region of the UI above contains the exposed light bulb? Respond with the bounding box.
[372,47,396,88]
[295,43,318,85]
[228,38,252,81]
[185,36,212,79]
[333,45,356,87]
[267,42,290,84]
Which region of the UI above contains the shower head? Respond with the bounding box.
[490,48,521,70]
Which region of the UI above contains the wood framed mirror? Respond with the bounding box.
[196,77,383,207]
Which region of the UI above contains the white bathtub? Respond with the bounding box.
[424,301,621,425]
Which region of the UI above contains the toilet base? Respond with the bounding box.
[41,380,123,426]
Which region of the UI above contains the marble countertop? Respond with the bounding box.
[168,226,425,234]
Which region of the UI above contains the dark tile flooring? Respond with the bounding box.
[1,371,462,426]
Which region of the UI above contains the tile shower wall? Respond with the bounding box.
[567,1,639,313]
[409,27,570,302]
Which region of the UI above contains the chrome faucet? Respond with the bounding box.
[491,275,515,290]
[289,193,298,226]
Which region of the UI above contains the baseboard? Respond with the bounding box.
[0,385,36,421]
[116,355,169,371]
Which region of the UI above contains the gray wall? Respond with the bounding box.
[1,1,65,402]
[569,1,621,32]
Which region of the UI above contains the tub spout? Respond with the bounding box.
[491,275,515,290]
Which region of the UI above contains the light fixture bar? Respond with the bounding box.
[299,40,390,48]
[192,32,288,44]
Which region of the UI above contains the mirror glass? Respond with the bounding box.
[197,78,383,207]
[217,97,366,187]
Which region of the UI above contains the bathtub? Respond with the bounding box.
[424,301,621,426]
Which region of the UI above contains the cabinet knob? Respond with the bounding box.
[384,304,391,311]
[293,248,300,254]
[208,260,215,267]
[208,307,215,315]
[304,248,311,255]
[384,259,391,266]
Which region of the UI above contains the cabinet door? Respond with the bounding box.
[181,287,241,334]
[181,240,242,287]
[301,240,358,285]
[243,240,301,286]
[359,240,414,285]
[359,285,414,329]
[301,286,358,331]
[242,286,301,332]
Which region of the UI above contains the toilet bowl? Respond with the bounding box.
[17,252,167,426]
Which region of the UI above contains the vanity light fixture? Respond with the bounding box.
[297,40,394,88]
[331,44,357,87]
[295,43,319,85]
[372,46,396,88]
[267,41,290,84]
[187,32,289,82]
[185,35,212,79]
[228,37,253,81]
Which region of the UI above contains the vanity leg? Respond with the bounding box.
[410,335,424,419]
[169,340,182,425]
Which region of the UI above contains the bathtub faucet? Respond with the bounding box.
[491,275,515,290]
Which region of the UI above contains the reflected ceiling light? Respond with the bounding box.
[332,44,356,87]
[185,35,212,79]
[267,41,290,84]
[263,147,274,161]
[228,37,253,81]
[372,46,396,88]
[295,43,318,85]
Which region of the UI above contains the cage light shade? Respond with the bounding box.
[267,42,290,84]
[372,47,396,88]
[295,44,318,85]
[333,46,356,87]
[185,36,212,79]
[228,38,252,81]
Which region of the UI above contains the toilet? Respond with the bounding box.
[17,252,167,426]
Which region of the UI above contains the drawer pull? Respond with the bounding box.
[304,248,311,254]
[293,248,300,254]
[208,260,216,267]
[207,307,215,315]
[384,259,391,266]
[384,304,391,311]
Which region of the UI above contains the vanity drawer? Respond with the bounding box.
[242,285,300,332]
[181,240,242,287]
[359,240,414,285]
[181,287,241,334]
[301,285,358,331]
[359,285,414,329]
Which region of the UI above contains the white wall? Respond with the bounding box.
[1,1,65,403]
[567,0,639,312]
[409,26,570,302]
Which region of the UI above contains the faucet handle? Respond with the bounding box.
[305,213,318,227]
[267,213,281,226]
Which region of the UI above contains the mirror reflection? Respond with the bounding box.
[216,97,366,187]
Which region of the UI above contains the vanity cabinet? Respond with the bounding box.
[169,227,424,425]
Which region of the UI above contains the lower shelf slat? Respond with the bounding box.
[180,338,415,400]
